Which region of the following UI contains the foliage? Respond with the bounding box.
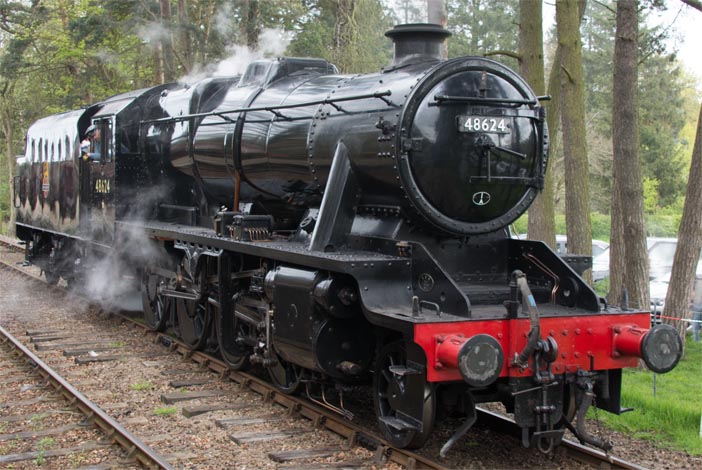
[595,337,702,454]
[446,0,519,69]
[512,215,527,235]
[593,276,609,297]
[643,177,660,213]
[638,54,688,206]
[647,213,683,238]
[34,437,55,466]
[514,211,681,242]
[0,0,698,236]
[590,212,611,241]
[578,0,691,211]
[287,0,393,73]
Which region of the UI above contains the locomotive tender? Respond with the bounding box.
[14,24,682,454]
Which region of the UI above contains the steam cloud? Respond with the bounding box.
[80,186,172,312]
[179,28,293,84]
[73,25,292,310]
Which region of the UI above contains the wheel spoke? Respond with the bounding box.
[381,369,394,385]
[142,268,170,332]
[216,294,251,371]
[373,341,435,449]
[176,298,210,350]
[268,347,302,394]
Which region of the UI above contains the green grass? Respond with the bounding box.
[130,380,153,391]
[29,413,46,431]
[34,437,55,466]
[153,406,177,416]
[596,337,702,454]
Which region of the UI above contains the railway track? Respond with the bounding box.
[0,325,172,469]
[0,234,649,469]
[0,240,439,469]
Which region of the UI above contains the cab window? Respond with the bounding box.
[105,120,114,162]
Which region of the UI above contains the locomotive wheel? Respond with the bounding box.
[64,273,82,292]
[45,246,61,285]
[44,269,60,285]
[373,341,436,449]
[174,298,210,350]
[141,267,172,332]
[217,326,250,370]
[268,346,303,394]
[216,294,251,371]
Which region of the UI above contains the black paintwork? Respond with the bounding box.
[14,26,630,453]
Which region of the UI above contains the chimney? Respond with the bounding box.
[384,23,452,68]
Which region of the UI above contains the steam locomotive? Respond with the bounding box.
[13,24,682,454]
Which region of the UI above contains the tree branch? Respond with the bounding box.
[680,0,702,13]
[592,0,616,15]
[484,50,522,61]
[560,64,574,83]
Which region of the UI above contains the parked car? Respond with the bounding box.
[591,239,609,257]
[592,248,609,281]
[650,263,702,315]
[516,234,609,257]
[553,234,609,257]
[592,237,679,282]
[649,271,671,314]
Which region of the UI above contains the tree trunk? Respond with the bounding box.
[153,45,165,84]
[427,0,448,59]
[664,104,702,339]
[241,0,261,50]
[520,0,554,248]
[608,0,648,309]
[556,0,592,282]
[0,90,16,237]
[159,0,175,82]
[332,0,357,72]
[5,131,16,238]
[177,0,192,74]
[469,0,481,52]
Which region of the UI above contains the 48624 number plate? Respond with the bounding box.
[457,115,510,134]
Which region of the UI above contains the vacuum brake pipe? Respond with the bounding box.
[512,270,540,368]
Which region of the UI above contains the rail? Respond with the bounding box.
[0,324,174,470]
[0,238,652,469]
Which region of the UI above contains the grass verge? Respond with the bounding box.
[596,336,701,454]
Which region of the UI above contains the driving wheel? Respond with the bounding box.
[373,340,436,449]
[175,297,210,350]
[141,265,172,332]
[268,346,303,394]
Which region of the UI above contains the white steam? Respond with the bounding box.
[137,22,172,45]
[80,186,172,312]
[213,2,235,37]
[179,28,293,84]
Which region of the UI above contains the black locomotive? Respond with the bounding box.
[14,24,681,454]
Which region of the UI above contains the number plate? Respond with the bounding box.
[457,115,510,134]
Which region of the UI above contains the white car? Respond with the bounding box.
[649,271,670,314]
[553,235,609,257]
[592,237,680,282]
[516,234,609,258]
[592,247,610,282]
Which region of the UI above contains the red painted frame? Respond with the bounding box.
[414,313,650,382]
